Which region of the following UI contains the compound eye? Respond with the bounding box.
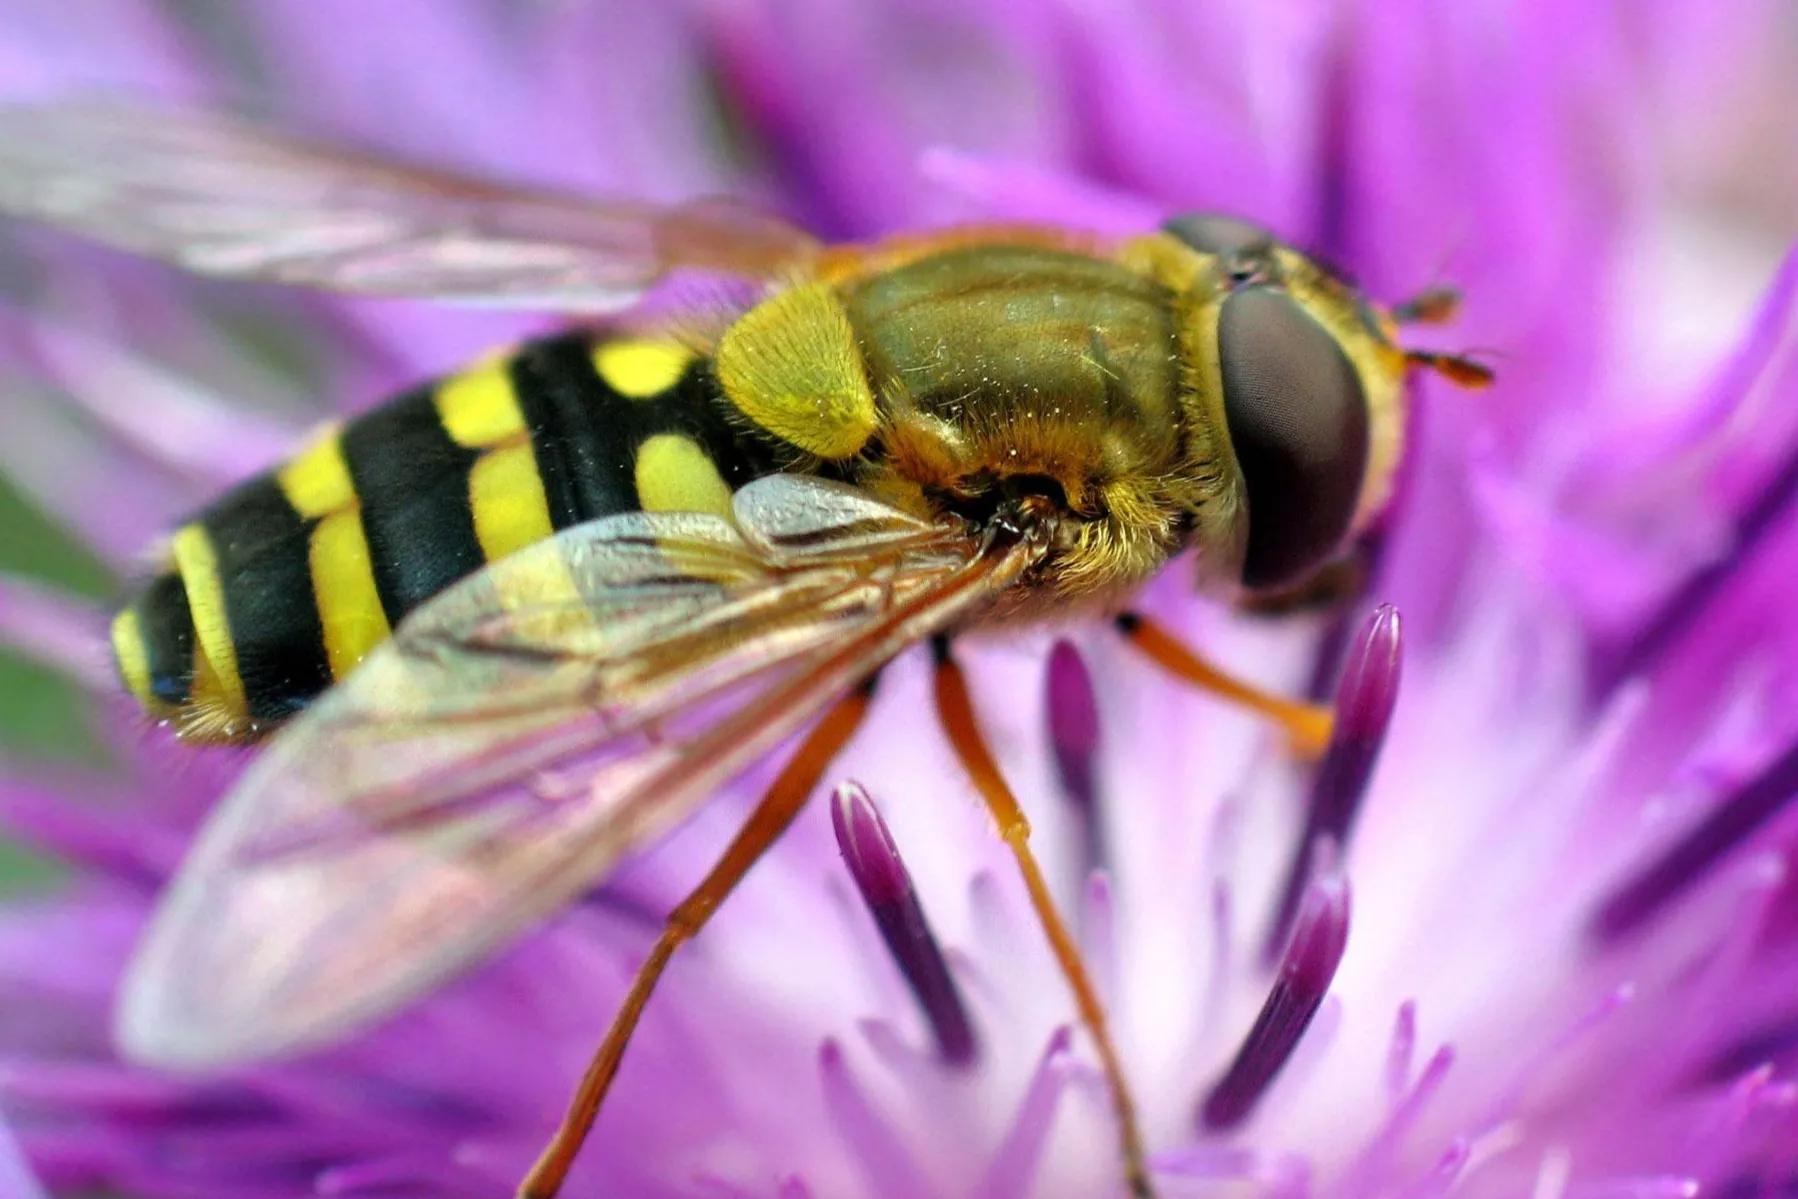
[1216,285,1370,589]
[1163,213,1274,257]
[1162,212,1276,283]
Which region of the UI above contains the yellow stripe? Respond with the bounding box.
[465,441,585,622]
[594,339,694,400]
[436,359,527,448]
[310,510,393,680]
[469,440,555,563]
[634,433,734,518]
[277,428,355,519]
[170,523,247,723]
[110,608,160,711]
[484,543,589,631]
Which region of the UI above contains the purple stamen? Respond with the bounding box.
[1046,639,1106,874]
[817,1039,938,1199]
[1267,605,1402,956]
[1201,872,1351,1131]
[975,1026,1074,1199]
[1305,537,1390,702]
[0,576,116,694]
[1385,1000,1418,1102]
[1592,445,1798,698]
[1203,880,1234,1032]
[1590,251,1798,695]
[1081,870,1117,999]
[1409,1140,1471,1199]
[1701,1012,1798,1084]
[1309,23,1357,264]
[830,782,977,1066]
[1590,736,1798,941]
[23,316,299,487]
[1336,1042,1458,1199]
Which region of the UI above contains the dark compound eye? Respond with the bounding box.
[1216,285,1370,589]
[1163,213,1274,258]
[1163,212,1277,284]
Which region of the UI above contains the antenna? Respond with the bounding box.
[1404,349,1495,388]
[1389,284,1494,388]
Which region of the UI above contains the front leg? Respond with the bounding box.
[1114,612,1333,757]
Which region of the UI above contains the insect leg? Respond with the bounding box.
[518,678,878,1199]
[930,636,1156,1199]
[1114,612,1332,758]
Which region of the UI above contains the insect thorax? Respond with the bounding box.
[714,241,1234,610]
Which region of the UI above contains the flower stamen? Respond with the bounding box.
[1201,870,1351,1131]
[830,781,977,1065]
[1266,605,1402,956]
[975,1026,1075,1199]
[1047,639,1105,875]
[818,1038,937,1199]
[0,575,116,693]
[1591,737,1798,941]
[1592,248,1798,696]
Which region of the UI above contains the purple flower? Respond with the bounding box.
[5,2,1798,1197]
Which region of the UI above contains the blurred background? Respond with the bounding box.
[4,0,1797,884]
[3,3,1798,1196]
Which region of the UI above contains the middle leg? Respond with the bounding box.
[1115,611,1333,757]
[931,636,1156,1199]
[518,678,877,1198]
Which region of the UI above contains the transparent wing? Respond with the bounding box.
[0,101,819,309]
[118,476,1034,1067]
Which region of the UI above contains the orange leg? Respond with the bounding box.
[931,638,1156,1199]
[1116,612,1333,759]
[518,681,876,1199]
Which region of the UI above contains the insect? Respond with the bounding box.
[0,102,1488,1197]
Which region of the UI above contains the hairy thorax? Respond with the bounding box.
[838,244,1220,611]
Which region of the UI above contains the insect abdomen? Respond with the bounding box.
[111,331,782,741]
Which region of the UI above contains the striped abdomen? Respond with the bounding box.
[112,330,784,741]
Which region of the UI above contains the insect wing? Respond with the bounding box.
[117,476,1024,1067]
[0,102,818,309]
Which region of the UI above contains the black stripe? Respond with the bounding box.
[642,358,785,488]
[138,571,195,706]
[341,385,486,625]
[199,477,332,722]
[511,335,640,528]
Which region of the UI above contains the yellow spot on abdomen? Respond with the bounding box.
[487,542,589,625]
[634,434,734,518]
[277,427,354,519]
[469,441,555,562]
[171,523,247,724]
[310,510,392,680]
[110,607,159,711]
[436,359,527,448]
[594,339,694,399]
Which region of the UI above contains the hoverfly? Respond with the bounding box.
[0,102,1488,1198]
